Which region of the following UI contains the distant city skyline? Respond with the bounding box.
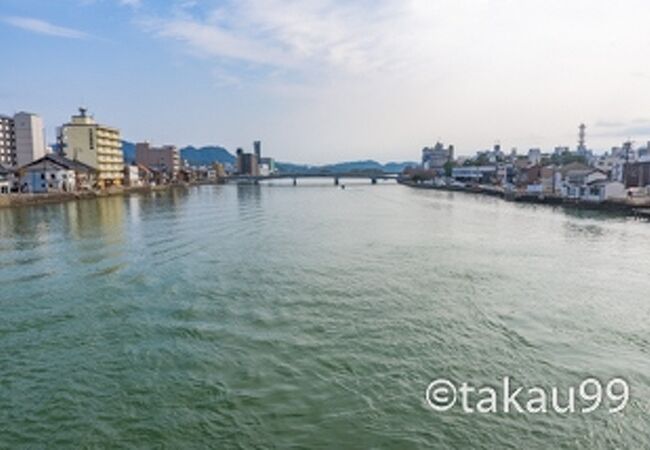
[3,0,650,163]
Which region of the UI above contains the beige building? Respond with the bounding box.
[59,108,124,188]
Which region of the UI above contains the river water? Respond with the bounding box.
[1,181,649,448]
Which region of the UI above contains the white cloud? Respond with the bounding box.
[2,16,89,39]
[137,0,650,158]
[119,0,142,7]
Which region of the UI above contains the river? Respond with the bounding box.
[1,181,649,448]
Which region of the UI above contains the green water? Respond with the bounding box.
[1,182,649,449]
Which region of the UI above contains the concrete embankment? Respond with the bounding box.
[0,184,189,209]
[399,180,650,216]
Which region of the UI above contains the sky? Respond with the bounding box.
[2,0,650,163]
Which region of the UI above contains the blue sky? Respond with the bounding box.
[3,0,650,163]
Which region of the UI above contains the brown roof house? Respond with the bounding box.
[18,154,96,193]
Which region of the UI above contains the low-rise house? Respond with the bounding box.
[124,164,142,187]
[17,154,96,193]
[561,168,608,199]
[451,166,497,184]
[581,180,626,202]
[515,165,543,193]
[0,164,12,193]
[540,166,562,195]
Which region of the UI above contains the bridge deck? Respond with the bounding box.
[228,173,400,182]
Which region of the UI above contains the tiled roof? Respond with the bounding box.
[19,153,97,172]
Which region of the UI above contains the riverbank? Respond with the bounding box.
[0,183,197,209]
[399,180,650,218]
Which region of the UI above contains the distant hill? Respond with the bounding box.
[121,141,235,166]
[180,146,236,166]
[121,141,415,173]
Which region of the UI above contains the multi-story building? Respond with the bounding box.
[14,112,46,167]
[624,161,650,188]
[422,142,453,174]
[0,115,15,166]
[0,112,46,167]
[254,140,262,163]
[235,148,259,176]
[135,142,180,179]
[58,108,124,188]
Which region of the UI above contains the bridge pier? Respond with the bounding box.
[334,177,339,186]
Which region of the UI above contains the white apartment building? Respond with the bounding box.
[0,115,14,166]
[0,112,46,167]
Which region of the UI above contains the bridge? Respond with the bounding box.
[227,172,401,185]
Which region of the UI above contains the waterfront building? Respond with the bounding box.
[515,165,543,192]
[624,161,650,188]
[0,115,14,166]
[581,180,626,202]
[17,153,96,193]
[258,157,277,176]
[561,168,607,199]
[451,166,497,184]
[135,142,180,180]
[14,112,46,168]
[540,166,561,194]
[213,163,226,179]
[422,142,453,174]
[0,164,11,193]
[0,112,46,167]
[58,108,124,188]
[235,148,259,176]
[124,164,142,187]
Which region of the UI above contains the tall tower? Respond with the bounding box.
[578,123,586,153]
[253,140,261,163]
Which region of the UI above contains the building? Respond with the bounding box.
[451,166,497,183]
[581,180,626,203]
[14,112,46,167]
[0,115,16,166]
[561,169,607,199]
[254,140,262,164]
[135,142,180,180]
[124,164,142,187]
[213,163,226,179]
[527,148,542,165]
[235,148,259,176]
[624,161,650,188]
[17,153,96,193]
[0,112,46,167]
[58,108,124,188]
[0,164,12,193]
[422,142,453,174]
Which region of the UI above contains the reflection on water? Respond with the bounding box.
[1,184,649,449]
